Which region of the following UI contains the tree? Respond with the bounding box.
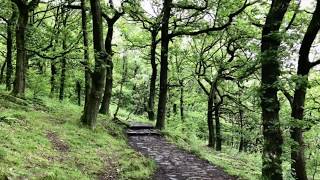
[0,5,17,91]
[11,0,40,97]
[155,0,255,129]
[80,0,91,107]
[260,0,291,179]
[99,0,124,115]
[81,0,107,128]
[127,1,162,120]
[155,0,171,129]
[287,0,320,179]
[59,8,69,101]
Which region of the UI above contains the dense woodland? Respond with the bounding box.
[0,0,320,179]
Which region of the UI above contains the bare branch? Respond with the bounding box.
[285,0,301,31]
[310,59,320,68]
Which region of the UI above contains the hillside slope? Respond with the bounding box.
[0,93,155,179]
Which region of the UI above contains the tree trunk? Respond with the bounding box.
[239,108,245,152]
[147,30,158,120]
[155,0,172,130]
[81,0,91,107]
[5,23,13,91]
[0,61,6,84]
[260,0,291,179]
[59,10,68,101]
[50,61,57,96]
[12,6,28,97]
[114,55,127,118]
[290,1,320,179]
[5,6,16,91]
[173,104,177,114]
[59,56,66,101]
[81,0,107,129]
[214,102,222,151]
[207,91,215,148]
[99,24,114,115]
[76,81,81,105]
[179,80,184,121]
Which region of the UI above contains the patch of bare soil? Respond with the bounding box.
[46,131,70,153]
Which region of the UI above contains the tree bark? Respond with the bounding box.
[76,81,81,105]
[239,108,245,152]
[260,0,291,179]
[12,5,28,96]
[290,1,320,179]
[11,0,39,96]
[99,23,114,115]
[99,5,124,114]
[50,61,57,96]
[207,89,215,148]
[179,80,184,121]
[147,30,158,120]
[81,0,107,129]
[80,0,91,107]
[6,18,13,91]
[59,56,66,101]
[59,12,68,101]
[214,101,222,151]
[0,60,6,84]
[155,0,172,129]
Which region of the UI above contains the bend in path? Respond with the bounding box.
[127,123,237,180]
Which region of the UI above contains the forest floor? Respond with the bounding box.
[127,123,237,180]
[0,92,155,179]
[0,89,262,180]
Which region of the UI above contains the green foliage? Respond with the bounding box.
[0,0,320,179]
[27,70,50,98]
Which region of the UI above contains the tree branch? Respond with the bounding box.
[280,88,293,107]
[169,0,257,38]
[310,59,320,68]
[285,0,301,31]
[0,33,7,40]
[197,79,209,96]
[0,15,8,23]
[172,0,208,10]
[28,0,40,10]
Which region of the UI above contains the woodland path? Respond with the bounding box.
[127,122,237,180]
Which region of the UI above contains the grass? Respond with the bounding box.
[162,125,261,180]
[0,92,155,179]
[163,118,320,180]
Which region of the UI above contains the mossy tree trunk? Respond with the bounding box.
[147,30,158,120]
[155,0,172,130]
[290,1,320,179]
[81,0,107,129]
[12,0,39,97]
[260,0,291,179]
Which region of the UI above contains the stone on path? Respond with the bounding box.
[127,122,237,180]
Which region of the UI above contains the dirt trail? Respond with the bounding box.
[127,123,237,180]
[46,131,70,152]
